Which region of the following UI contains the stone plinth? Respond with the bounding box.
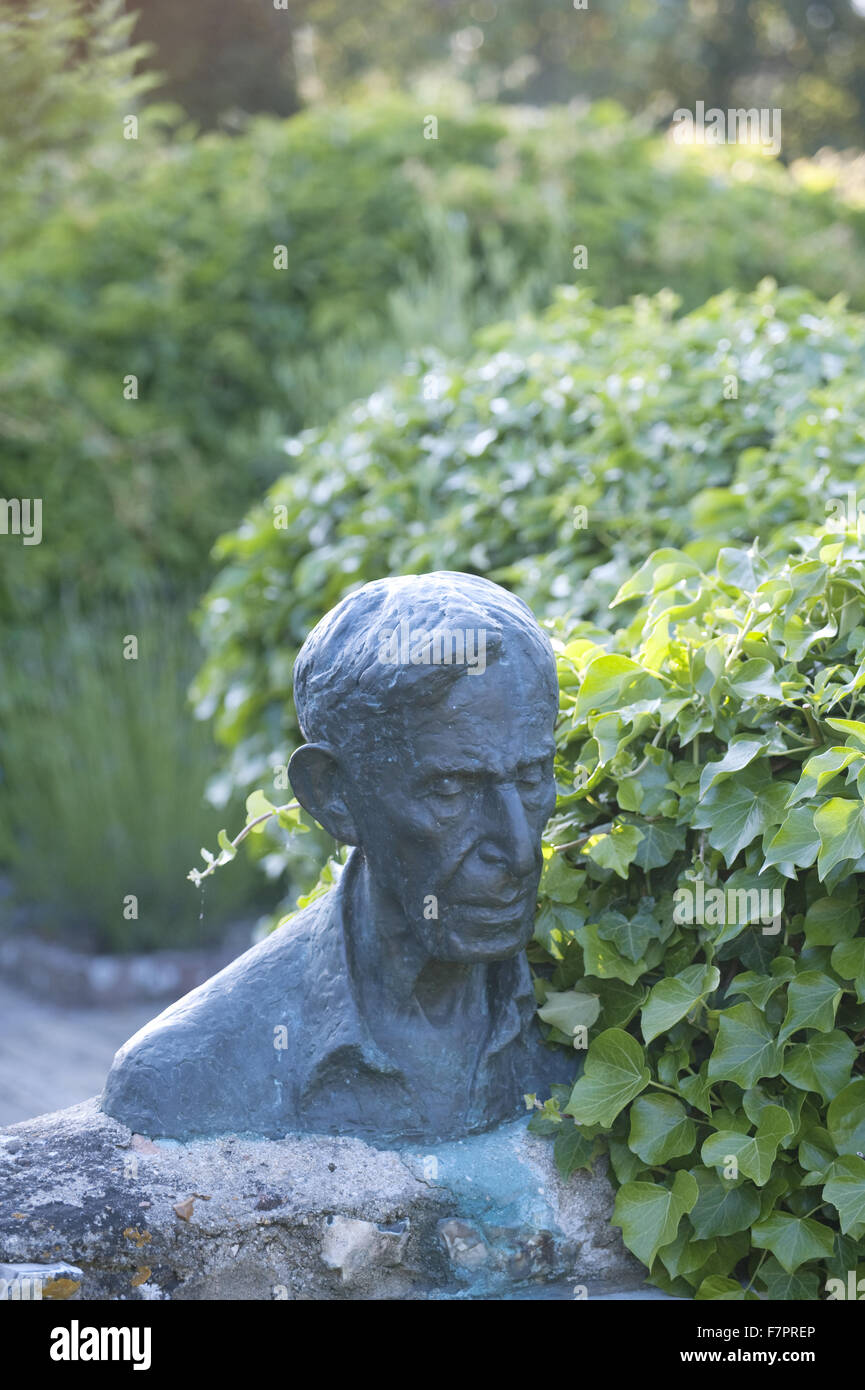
[0,1099,641,1300]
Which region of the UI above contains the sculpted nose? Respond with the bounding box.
[479,784,537,878]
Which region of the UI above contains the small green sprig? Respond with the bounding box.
[187,791,307,886]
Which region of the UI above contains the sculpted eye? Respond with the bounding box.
[517,763,547,789]
[429,776,464,798]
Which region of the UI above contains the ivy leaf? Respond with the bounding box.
[814,797,865,879]
[699,739,766,800]
[782,1031,857,1104]
[830,938,865,1003]
[707,1002,784,1089]
[742,1084,803,1147]
[826,1230,865,1280]
[763,806,820,870]
[688,1169,762,1238]
[538,988,600,1036]
[578,923,647,985]
[822,1155,865,1238]
[701,1104,793,1186]
[276,803,307,833]
[694,1276,747,1300]
[825,717,865,750]
[657,1228,718,1280]
[786,747,862,807]
[563,1028,651,1126]
[553,1123,600,1180]
[595,909,654,964]
[527,1110,562,1137]
[612,1170,699,1270]
[618,749,674,816]
[728,959,794,1010]
[803,893,859,946]
[693,767,792,866]
[778,971,842,1043]
[531,523,865,1295]
[758,1257,821,1301]
[574,654,646,720]
[679,1063,714,1117]
[612,549,702,606]
[539,854,585,904]
[584,822,644,878]
[717,546,757,592]
[798,1125,838,1178]
[827,1078,865,1154]
[245,788,277,832]
[591,977,647,1029]
[751,1213,835,1274]
[628,817,687,871]
[641,964,720,1044]
[216,829,236,859]
[608,1134,646,1184]
[629,1093,697,1165]
[533,901,583,958]
[726,659,783,701]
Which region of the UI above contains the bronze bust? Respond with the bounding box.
[102,572,571,1143]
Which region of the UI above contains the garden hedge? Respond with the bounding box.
[194,280,865,828]
[7,85,865,618]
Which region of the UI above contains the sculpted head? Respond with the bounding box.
[288,571,559,965]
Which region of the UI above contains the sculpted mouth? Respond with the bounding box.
[456,887,535,910]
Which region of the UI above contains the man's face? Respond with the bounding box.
[346,657,557,964]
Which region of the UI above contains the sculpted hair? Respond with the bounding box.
[292,571,558,746]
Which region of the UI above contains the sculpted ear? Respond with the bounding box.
[288,744,359,845]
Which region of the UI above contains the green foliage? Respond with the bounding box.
[8,50,865,619]
[133,0,865,159]
[0,601,261,952]
[188,792,308,887]
[194,280,865,833]
[0,93,557,618]
[0,0,155,223]
[530,529,865,1298]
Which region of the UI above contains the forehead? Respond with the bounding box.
[379,660,557,773]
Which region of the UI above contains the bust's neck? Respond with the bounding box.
[343,850,488,1032]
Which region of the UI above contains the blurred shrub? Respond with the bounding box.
[6,77,865,617]
[0,600,261,952]
[0,0,154,225]
[193,280,865,846]
[131,0,865,161]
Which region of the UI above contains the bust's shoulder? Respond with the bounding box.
[143,891,332,1029]
[100,888,340,1137]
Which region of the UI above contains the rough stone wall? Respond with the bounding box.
[0,1099,641,1300]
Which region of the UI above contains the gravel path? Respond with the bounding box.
[0,978,159,1126]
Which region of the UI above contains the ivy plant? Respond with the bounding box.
[530,525,865,1299]
[194,281,865,841]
